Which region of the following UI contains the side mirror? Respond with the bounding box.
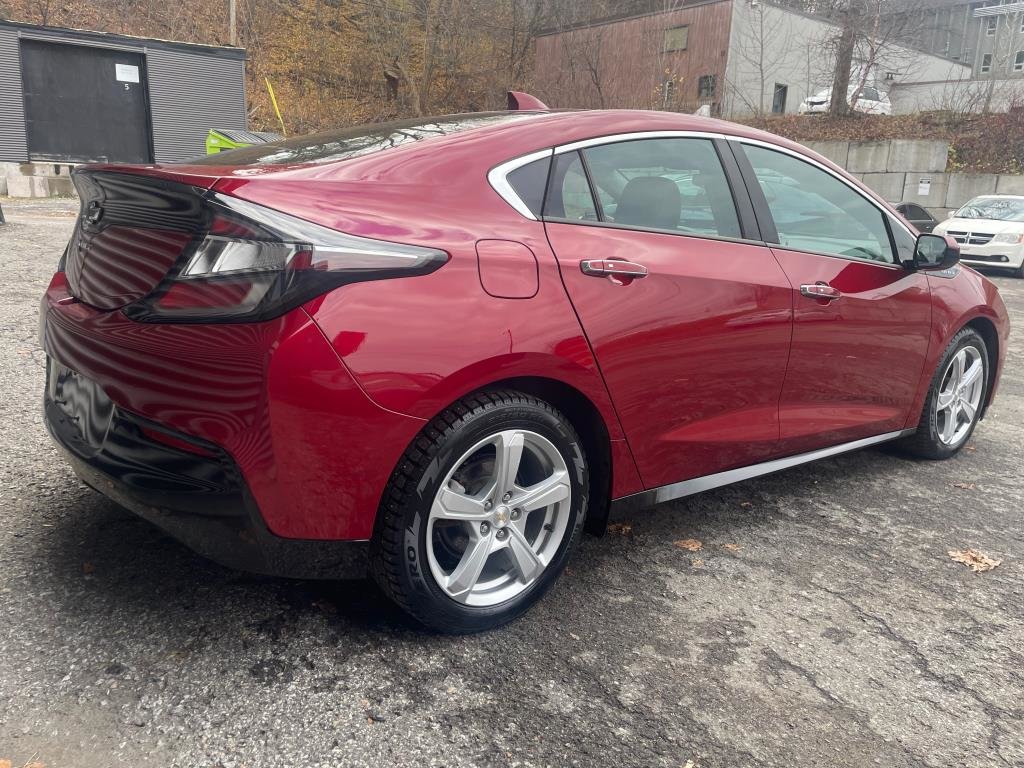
[912,233,959,271]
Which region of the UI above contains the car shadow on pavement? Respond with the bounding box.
[39,489,419,642]
[36,443,923,651]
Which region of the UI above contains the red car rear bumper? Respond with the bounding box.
[40,272,425,548]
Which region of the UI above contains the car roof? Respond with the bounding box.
[166,109,820,182]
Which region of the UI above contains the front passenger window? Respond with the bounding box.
[742,144,896,264]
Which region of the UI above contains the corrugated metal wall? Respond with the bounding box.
[0,22,246,165]
[0,27,29,163]
[146,49,247,162]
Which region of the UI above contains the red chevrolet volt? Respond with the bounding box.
[42,103,1009,632]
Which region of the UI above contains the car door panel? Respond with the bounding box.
[735,141,933,454]
[547,222,792,489]
[769,249,931,453]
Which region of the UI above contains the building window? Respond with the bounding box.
[698,74,717,99]
[1015,51,1024,72]
[982,53,993,73]
[663,26,689,52]
[986,16,997,36]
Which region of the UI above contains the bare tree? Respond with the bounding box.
[729,1,797,116]
[824,0,928,116]
[535,0,615,109]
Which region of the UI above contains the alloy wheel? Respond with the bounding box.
[935,345,984,446]
[426,429,572,607]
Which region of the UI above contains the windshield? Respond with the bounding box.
[954,196,1024,221]
[187,112,543,166]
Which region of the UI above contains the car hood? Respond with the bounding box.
[936,217,1024,235]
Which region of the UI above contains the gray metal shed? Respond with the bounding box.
[0,20,246,165]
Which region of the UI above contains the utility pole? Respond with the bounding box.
[229,0,237,46]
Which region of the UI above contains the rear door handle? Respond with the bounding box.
[580,260,648,279]
[799,282,841,301]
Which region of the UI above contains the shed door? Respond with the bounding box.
[20,40,152,163]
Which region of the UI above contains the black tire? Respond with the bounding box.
[370,390,589,633]
[899,327,988,460]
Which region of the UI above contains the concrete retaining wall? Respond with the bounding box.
[806,139,1024,215]
[1,161,76,198]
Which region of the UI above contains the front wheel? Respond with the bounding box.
[370,391,589,633]
[900,327,988,459]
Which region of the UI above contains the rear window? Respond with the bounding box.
[189,113,542,167]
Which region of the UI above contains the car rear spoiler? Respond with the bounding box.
[507,91,549,111]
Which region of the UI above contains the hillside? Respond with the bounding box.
[1,0,541,134]
[739,111,1024,175]
[3,1,1023,173]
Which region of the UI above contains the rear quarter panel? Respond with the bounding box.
[217,148,644,500]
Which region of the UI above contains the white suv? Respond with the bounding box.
[798,85,892,115]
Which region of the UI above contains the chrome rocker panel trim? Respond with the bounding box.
[609,428,916,518]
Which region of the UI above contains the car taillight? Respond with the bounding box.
[124,194,448,323]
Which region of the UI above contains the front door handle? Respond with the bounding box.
[799,282,841,301]
[580,259,649,280]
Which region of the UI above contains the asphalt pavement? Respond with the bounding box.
[1,198,1021,767]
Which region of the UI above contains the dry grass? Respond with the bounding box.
[737,111,1024,174]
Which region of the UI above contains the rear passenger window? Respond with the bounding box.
[543,152,598,222]
[576,138,741,238]
[506,156,551,218]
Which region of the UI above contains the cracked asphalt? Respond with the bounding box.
[1,198,1022,767]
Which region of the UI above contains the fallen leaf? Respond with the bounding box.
[948,549,1002,572]
[82,562,95,574]
[0,759,12,768]
[692,559,704,568]
[674,538,702,551]
[24,763,45,768]
[608,522,632,536]
[739,501,752,508]
[722,543,741,552]
[952,482,976,490]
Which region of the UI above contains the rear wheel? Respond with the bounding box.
[370,391,589,633]
[900,327,988,459]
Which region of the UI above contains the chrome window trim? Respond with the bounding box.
[487,148,553,221]
[554,130,727,154]
[757,244,905,271]
[544,216,766,248]
[732,136,918,243]
[609,428,917,516]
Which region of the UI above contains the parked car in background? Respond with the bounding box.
[933,195,1024,277]
[896,202,940,233]
[41,102,1008,633]
[798,85,892,115]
